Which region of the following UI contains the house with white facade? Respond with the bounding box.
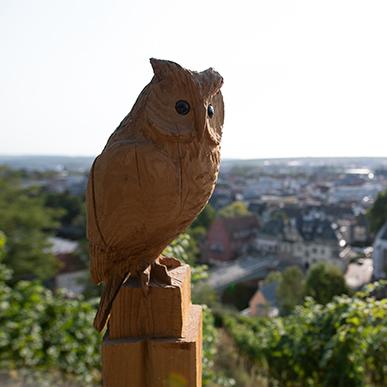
[255,208,346,269]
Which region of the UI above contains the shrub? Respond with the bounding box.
[0,277,101,385]
[0,231,219,385]
[223,282,387,386]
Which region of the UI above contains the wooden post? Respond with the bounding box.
[102,263,202,387]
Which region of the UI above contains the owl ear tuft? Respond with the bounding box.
[150,58,184,80]
[198,68,224,97]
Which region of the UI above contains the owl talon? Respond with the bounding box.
[159,256,181,269]
[140,267,151,296]
[150,257,175,286]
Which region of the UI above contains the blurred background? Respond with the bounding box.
[0,1,386,386]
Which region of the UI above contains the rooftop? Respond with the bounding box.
[377,223,387,241]
[49,237,79,255]
[220,215,259,233]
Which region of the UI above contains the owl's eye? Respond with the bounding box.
[207,104,215,118]
[175,100,190,115]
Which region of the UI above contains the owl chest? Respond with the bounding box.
[145,144,219,200]
[93,141,219,248]
[139,143,219,221]
[97,140,218,226]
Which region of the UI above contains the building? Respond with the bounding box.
[49,237,87,294]
[345,258,373,289]
[338,215,370,246]
[373,222,387,279]
[203,215,259,263]
[248,281,279,317]
[328,183,383,204]
[254,209,346,269]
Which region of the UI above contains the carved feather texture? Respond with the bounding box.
[86,59,224,331]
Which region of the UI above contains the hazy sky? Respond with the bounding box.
[1,0,386,158]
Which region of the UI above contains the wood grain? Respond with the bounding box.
[109,264,192,339]
[86,58,224,331]
[103,305,202,386]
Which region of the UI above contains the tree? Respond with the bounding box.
[163,232,198,266]
[43,190,86,239]
[219,201,251,218]
[191,203,216,231]
[0,170,61,280]
[188,203,216,246]
[367,189,387,233]
[305,262,349,304]
[276,266,305,315]
[0,231,11,283]
[162,232,212,285]
[264,270,282,285]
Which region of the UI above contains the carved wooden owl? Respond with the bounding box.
[86,58,224,331]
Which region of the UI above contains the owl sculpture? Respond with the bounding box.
[86,58,224,332]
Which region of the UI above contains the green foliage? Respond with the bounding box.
[271,209,288,222]
[44,191,84,227]
[163,233,198,265]
[43,191,86,239]
[222,283,256,311]
[192,283,218,307]
[0,232,12,284]
[207,328,263,387]
[202,305,218,385]
[264,270,282,285]
[367,189,387,233]
[223,281,387,386]
[0,231,99,384]
[276,266,305,315]
[0,269,101,385]
[305,262,350,304]
[191,204,216,231]
[219,201,251,218]
[163,232,209,284]
[0,172,61,280]
[0,231,219,385]
[268,263,350,314]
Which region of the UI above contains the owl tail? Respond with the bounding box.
[94,272,129,332]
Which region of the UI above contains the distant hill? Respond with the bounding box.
[1,155,387,172]
[0,155,94,172]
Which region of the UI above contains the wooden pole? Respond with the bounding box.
[102,263,202,387]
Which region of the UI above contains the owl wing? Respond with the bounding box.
[87,140,181,283]
[87,142,145,282]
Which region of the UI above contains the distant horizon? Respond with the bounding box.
[1,154,387,161]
